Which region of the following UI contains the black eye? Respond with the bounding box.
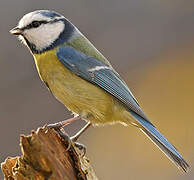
[31,21,41,28]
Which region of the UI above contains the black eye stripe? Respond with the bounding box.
[22,20,48,30]
[21,18,64,31]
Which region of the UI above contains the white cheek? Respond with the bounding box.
[18,35,27,45]
[24,22,65,51]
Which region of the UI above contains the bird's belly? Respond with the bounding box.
[46,68,125,125]
[34,51,127,125]
[48,69,123,125]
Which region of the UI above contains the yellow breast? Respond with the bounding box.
[33,48,127,125]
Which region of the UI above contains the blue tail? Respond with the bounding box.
[130,111,189,172]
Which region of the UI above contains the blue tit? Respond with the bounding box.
[10,10,189,172]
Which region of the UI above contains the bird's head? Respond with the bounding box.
[10,10,78,54]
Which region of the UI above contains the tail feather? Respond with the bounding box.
[130,111,190,172]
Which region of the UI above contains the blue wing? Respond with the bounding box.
[57,46,189,172]
[57,46,149,122]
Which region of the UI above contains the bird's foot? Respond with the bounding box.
[74,142,87,157]
[48,116,81,130]
[55,128,86,156]
[54,128,72,151]
[48,122,63,130]
[48,118,91,156]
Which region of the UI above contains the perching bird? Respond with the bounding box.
[10,10,189,172]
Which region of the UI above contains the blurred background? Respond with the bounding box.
[0,0,194,179]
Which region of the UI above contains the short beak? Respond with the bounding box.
[9,27,23,35]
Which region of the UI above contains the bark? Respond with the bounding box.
[1,126,98,180]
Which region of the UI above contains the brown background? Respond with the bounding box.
[0,0,194,179]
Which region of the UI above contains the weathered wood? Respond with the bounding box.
[1,126,98,180]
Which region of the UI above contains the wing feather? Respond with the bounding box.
[57,46,150,123]
[56,46,189,172]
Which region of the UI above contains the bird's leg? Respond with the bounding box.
[48,115,81,130]
[71,122,92,155]
[71,122,92,142]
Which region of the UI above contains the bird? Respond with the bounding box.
[10,10,189,172]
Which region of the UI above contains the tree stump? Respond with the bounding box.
[1,126,98,180]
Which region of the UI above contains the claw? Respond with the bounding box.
[74,142,87,157]
[48,122,63,130]
[55,129,72,151]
